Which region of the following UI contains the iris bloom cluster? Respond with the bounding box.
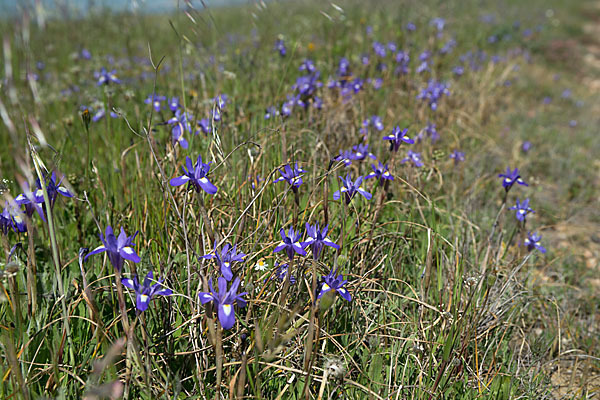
[366,162,394,184]
[417,80,450,110]
[394,50,410,75]
[95,68,121,85]
[15,172,73,211]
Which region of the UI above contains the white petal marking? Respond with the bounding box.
[222,304,232,316]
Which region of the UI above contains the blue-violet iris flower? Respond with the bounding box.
[383,126,414,152]
[170,155,218,195]
[202,243,246,281]
[510,198,534,222]
[498,167,528,192]
[198,277,247,330]
[524,232,546,253]
[317,268,351,302]
[273,227,307,261]
[303,223,340,260]
[333,175,372,204]
[86,226,140,272]
[122,271,172,312]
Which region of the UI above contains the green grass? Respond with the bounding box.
[0,0,599,398]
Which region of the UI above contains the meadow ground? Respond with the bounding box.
[0,0,599,398]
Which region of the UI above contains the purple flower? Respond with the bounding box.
[383,126,414,152]
[145,94,166,112]
[333,175,372,204]
[524,232,546,253]
[199,277,247,330]
[0,206,12,235]
[264,106,279,120]
[273,227,307,261]
[401,150,424,167]
[294,72,322,97]
[299,59,316,73]
[3,202,26,233]
[394,50,410,75]
[97,108,120,122]
[15,172,73,210]
[168,97,181,112]
[122,271,172,312]
[510,198,534,222]
[440,39,457,54]
[273,163,306,191]
[351,143,376,162]
[373,41,387,58]
[371,78,383,90]
[317,268,351,302]
[213,94,229,110]
[303,223,339,260]
[371,115,384,131]
[197,118,211,135]
[274,39,287,57]
[95,68,121,86]
[170,155,218,195]
[86,226,140,272]
[337,57,350,77]
[395,50,410,65]
[167,109,194,149]
[0,203,25,234]
[406,22,416,31]
[521,141,532,153]
[14,182,46,221]
[272,262,296,284]
[430,17,446,32]
[416,61,430,74]
[80,48,92,60]
[417,80,450,111]
[202,243,246,281]
[449,150,465,164]
[498,167,528,192]
[366,162,394,184]
[334,149,354,167]
[361,54,370,65]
